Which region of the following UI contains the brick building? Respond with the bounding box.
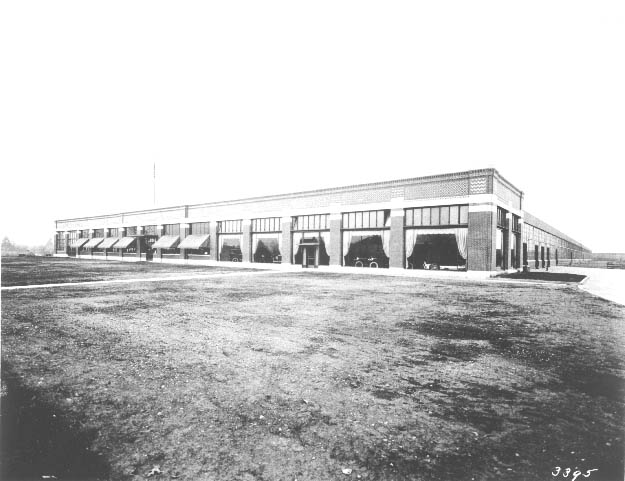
[53,168,590,272]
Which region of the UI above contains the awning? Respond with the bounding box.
[70,238,89,249]
[152,235,180,249]
[178,234,210,250]
[99,237,120,249]
[115,237,136,249]
[84,238,104,248]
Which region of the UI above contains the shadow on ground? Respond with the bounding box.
[1,362,109,481]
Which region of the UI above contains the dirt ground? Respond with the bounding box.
[0,257,259,287]
[2,257,624,480]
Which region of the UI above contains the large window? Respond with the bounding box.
[511,214,520,233]
[67,231,78,256]
[218,220,242,261]
[342,210,390,268]
[405,228,468,270]
[78,229,90,252]
[535,245,539,269]
[405,205,468,270]
[496,207,507,269]
[155,224,181,255]
[496,228,503,268]
[126,226,137,236]
[55,232,65,252]
[181,222,211,257]
[292,214,330,266]
[219,235,242,261]
[292,214,329,231]
[251,218,282,263]
[109,228,119,237]
[511,234,519,269]
[91,229,105,251]
[252,234,282,263]
[405,205,468,227]
[497,207,507,229]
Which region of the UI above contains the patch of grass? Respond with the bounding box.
[497,271,587,283]
[428,340,489,361]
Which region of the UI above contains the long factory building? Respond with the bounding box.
[54,168,591,272]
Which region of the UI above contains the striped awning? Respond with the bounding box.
[83,238,104,248]
[152,235,180,249]
[70,238,89,249]
[178,234,210,250]
[99,237,120,249]
[115,237,136,249]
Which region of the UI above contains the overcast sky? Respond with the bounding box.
[1,1,623,252]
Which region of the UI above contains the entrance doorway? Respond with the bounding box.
[300,241,319,268]
[141,236,158,261]
[523,243,528,270]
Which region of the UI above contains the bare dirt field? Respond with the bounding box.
[0,257,262,287]
[2,257,624,480]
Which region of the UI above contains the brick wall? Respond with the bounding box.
[493,178,522,210]
[404,179,469,199]
[467,211,495,270]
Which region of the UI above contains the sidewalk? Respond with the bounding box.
[549,266,625,306]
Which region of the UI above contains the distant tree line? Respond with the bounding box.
[1,237,54,257]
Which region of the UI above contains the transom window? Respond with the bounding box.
[342,210,389,229]
[405,205,468,227]
[218,220,243,233]
[126,226,137,236]
[93,228,104,237]
[190,222,210,235]
[292,214,329,231]
[109,228,119,237]
[143,225,158,235]
[79,229,90,238]
[251,217,281,232]
[163,223,180,236]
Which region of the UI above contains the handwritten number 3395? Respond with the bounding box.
[552,467,598,480]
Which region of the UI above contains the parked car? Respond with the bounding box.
[229,248,243,262]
